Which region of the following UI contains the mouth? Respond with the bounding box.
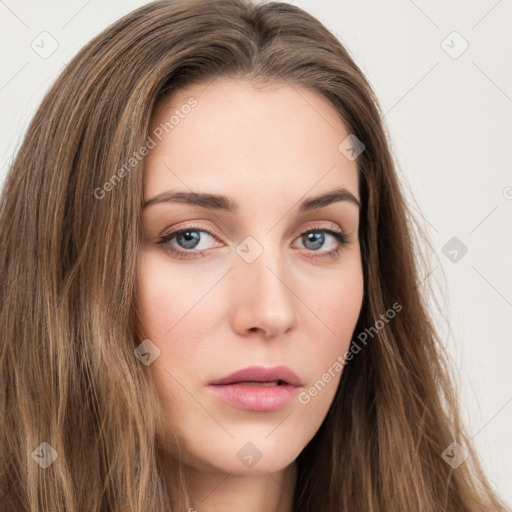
[208,365,303,412]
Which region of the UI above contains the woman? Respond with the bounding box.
[0,0,507,510]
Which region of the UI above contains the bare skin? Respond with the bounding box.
[137,77,364,511]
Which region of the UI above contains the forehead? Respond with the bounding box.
[145,78,359,204]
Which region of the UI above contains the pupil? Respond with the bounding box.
[303,232,324,250]
[177,231,200,249]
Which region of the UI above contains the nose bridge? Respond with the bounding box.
[231,233,299,338]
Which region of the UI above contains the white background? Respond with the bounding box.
[1,0,510,504]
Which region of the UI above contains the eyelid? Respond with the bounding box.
[159,221,224,242]
[295,221,347,237]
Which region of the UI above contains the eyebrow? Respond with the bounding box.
[143,186,360,211]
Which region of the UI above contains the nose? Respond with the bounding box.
[229,241,300,340]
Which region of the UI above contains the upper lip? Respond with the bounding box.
[209,365,303,387]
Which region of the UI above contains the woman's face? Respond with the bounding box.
[137,77,364,475]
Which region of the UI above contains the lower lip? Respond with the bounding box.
[208,383,300,412]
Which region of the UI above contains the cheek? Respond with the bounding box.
[298,259,364,402]
[310,255,364,348]
[135,253,216,446]
[136,251,221,346]
[329,271,364,345]
[136,251,229,403]
[137,252,189,338]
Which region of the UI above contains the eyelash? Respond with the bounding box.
[156,223,350,261]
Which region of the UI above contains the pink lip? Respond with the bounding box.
[208,365,303,412]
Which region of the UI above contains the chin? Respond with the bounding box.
[178,435,303,476]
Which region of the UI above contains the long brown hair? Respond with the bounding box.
[0,0,507,510]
